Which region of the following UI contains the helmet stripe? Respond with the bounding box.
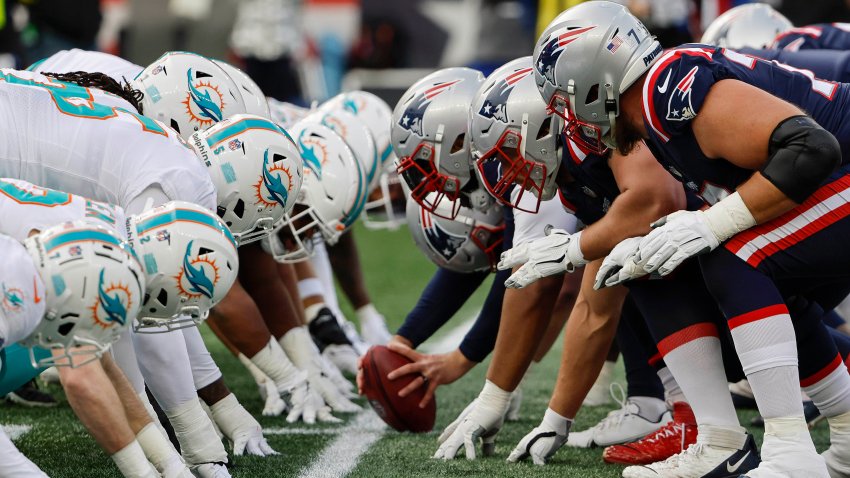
[135,208,237,248]
[43,229,125,252]
[205,118,285,149]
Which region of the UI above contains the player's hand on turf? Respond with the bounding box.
[307,368,361,413]
[386,343,474,408]
[319,352,357,398]
[281,371,342,424]
[229,419,278,457]
[636,210,719,276]
[209,394,279,457]
[261,380,286,417]
[434,380,511,460]
[500,227,586,289]
[507,408,571,465]
[594,236,644,289]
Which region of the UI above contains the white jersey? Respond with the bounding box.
[30,49,143,83]
[0,235,44,349]
[0,178,127,242]
[0,69,217,212]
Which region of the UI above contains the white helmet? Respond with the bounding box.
[305,108,378,204]
[701,3,793,49]
[21,221,145,368]
[470,57,560,214]
[391,67,485,218]
[272,122,365,262]
[362,161,407,230]
[134,51,247,138]
[127,201,239,332]
[406,196,504,273]
[267,98,311,130]
[533,1,661,154]
[190,113,304,245]
[321,91,394,190]
[213,60,272,119]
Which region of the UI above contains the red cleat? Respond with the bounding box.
[603,402,697,465]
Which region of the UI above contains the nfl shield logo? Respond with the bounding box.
[228,139,242,151]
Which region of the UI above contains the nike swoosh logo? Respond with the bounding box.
[726,450,751,473]
[657,71,672,94]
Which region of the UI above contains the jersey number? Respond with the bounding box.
[722,49,838,100]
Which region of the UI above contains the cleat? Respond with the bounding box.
[584,360,615,407]
[189,462,231,478]
[622,426,759,478]
[360,314,392,346]
[741,417,827,478]
[308,307,353,350]
[823,411,850,478]
[5,380,57,408]
[604,402,697,465]
[729,380,758,410]
[568,386,670,448]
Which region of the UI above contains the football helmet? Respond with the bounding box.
[391,67,485,218]
[406,196,504,273]
[190,113,304,245]
[21,220,145,368]
[305,108,377,205]
[134,51,247,138]
[127,201,239,332]
[321,91,394,191]
[213,60,272,119]
[271,122,365,262]
[470,56,560,214]
[533,1,660,154]
[268,98,311,130]
[362,161,407,230]
[701,3,793,49]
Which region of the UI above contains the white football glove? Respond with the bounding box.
[209,394,278,457]
[280,370,342,424]
[637,210,724,277]
[434,380,511,460]
[499,228,586,289]
[507,408,572,465]
[320,353,357,398]
[594,237,646,289]
[260,380,286,417]
[189,463,230,478]
[322,344,360,375]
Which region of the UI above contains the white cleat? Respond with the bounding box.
[622,425,759,478]
[568,389,670,448]
[584,361,615,407]
[322,344,360,375]
[740,417,827,478]
[822,411,850,478]
[340,320,370,356]
[189,463,231,478]
[360,315,392,346]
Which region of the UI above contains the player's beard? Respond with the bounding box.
[613,119,645,156]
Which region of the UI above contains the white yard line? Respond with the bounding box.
[295,310,480,478]
[2,424,32,441]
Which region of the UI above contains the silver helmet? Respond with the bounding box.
[533,1,661,154]
[391,67,485,218]
[701,3,792,50]
[405,196,504,273]
[470,57,560,214]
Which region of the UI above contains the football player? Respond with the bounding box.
[0,223,146,477]
[530,3,850,476]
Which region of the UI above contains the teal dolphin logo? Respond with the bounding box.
[187,69,223,122]
[342,97,359,114]
[182,241,214,299]
[298,133,323,179]
[2,284,23,310]
[262,149,289,206]
[97,269,128,326]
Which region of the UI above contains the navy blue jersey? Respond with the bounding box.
[642,45,850,202]
[740,48,850,84]
[773,23,850,51]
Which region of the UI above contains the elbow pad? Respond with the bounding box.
[762,115,841,203]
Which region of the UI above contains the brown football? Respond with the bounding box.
[361,345,436,432]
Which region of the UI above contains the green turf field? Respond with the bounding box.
[0,223,833,477]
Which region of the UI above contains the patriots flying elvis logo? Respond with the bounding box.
[537,26,596,86]
[186,69,223,123]
[181,241,215,299]
[421,209,465,261]
[262,149,289,207]
[666,66,699,122]
[398,80,462,137]
[479,67,533,123]
[96,269,129,326]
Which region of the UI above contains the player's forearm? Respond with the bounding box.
[580,187,681,260]
[486,274,562,391]
[549,261,627,418]
[327,231,371,309]
[736,172,798,223]
[458,268,509,362]
[58,355,136,454]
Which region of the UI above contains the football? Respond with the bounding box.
[361,345,436,432]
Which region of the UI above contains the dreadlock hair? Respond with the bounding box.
[42,71,145,114]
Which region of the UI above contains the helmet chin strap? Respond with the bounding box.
[605,83,618,149]
[519,113,530,157]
